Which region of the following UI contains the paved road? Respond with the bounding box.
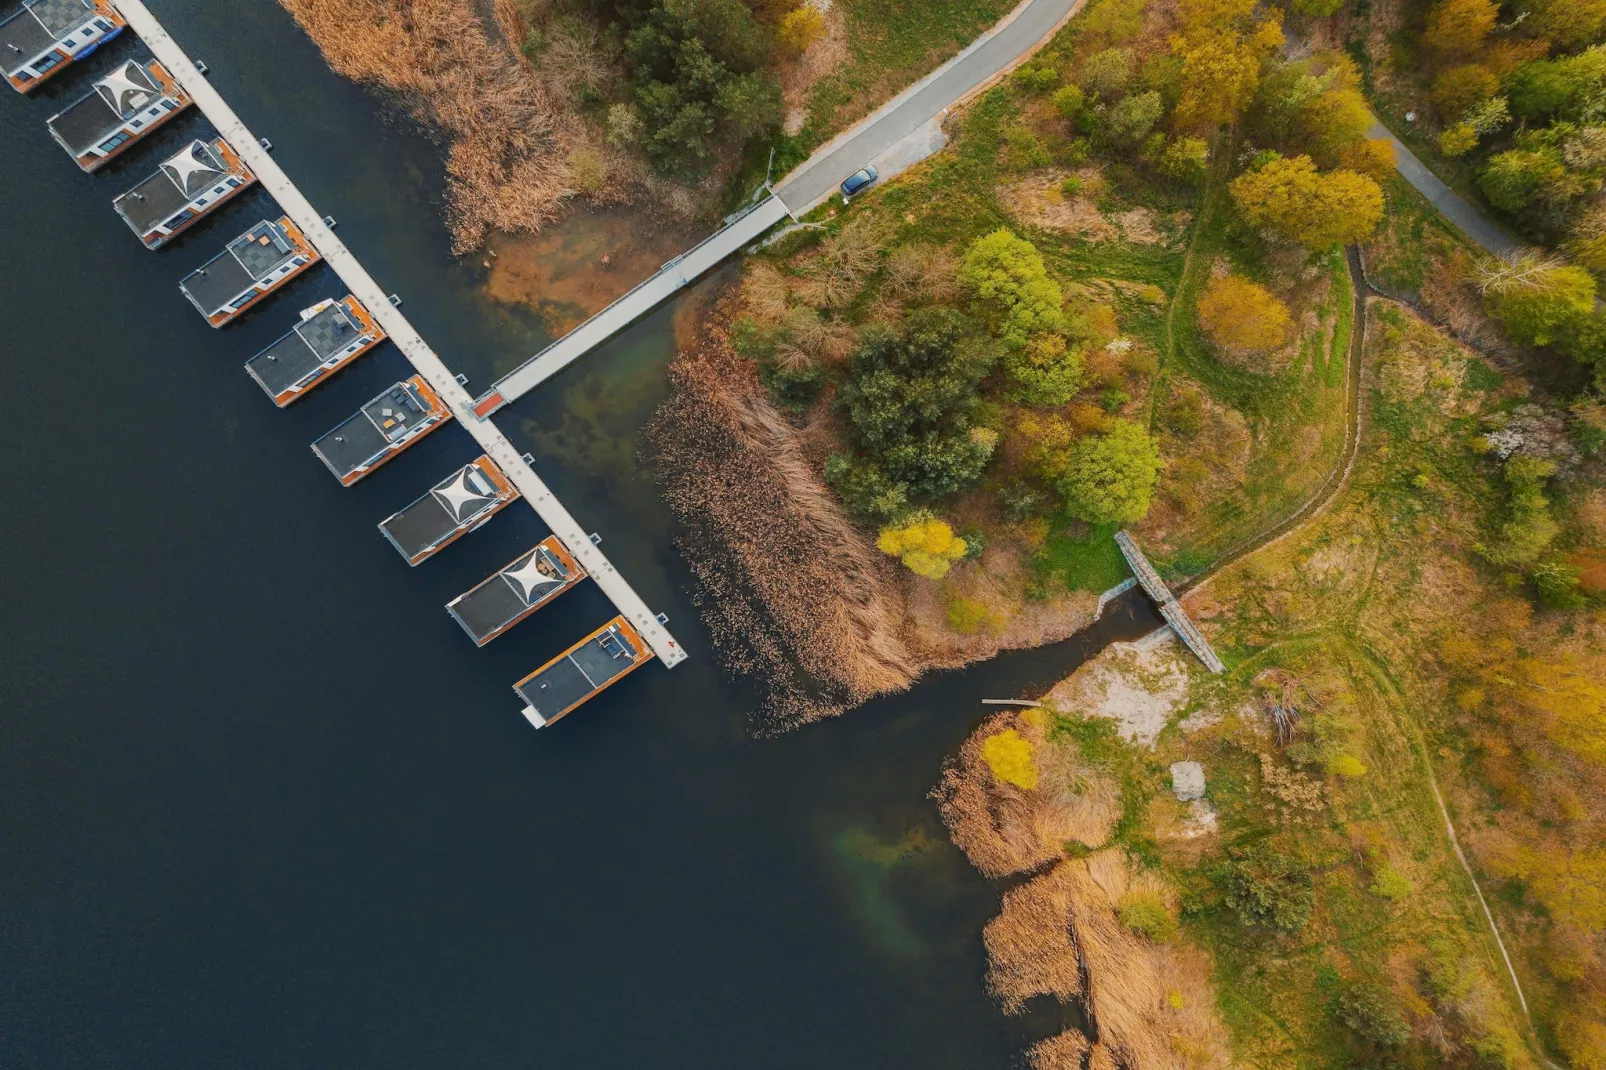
[774,0,1080,214]
[1367,120,1524,259]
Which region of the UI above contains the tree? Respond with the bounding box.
[1005,333,1085,406]
[1081,47,1133,97]
[982,729,1039,789]
[1477,255,1597,345]
[1051,84,1085,119]
[1479,455,1561,565]
[1229,155,1384,248]
[1161,136,1211,183]
[1440,124,1480,157]
[1054,419,1162,524]
[1338,137,1397,182]
[1478,147,1567,214]
[1529,0,1606,51]
[1173,33,1264,128]
[1197,274,1293,352]
[834,309,1000,505]
[1422,0,1497,57]
[1432,64,1499,119]
[1566,203,1606,271]
[715,70,783,139]
[1337,980,1411,1046]
[1508,48,1606,122]
[877,515,968,579]
[1219,843,1315,932]
[773,4,823,59]
[1108,90,1164,144]
[960,230,1066,347]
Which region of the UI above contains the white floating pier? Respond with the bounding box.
[110,0,686,668]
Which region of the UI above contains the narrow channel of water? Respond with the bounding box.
[0,4,1162,1065]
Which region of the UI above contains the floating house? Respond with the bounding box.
[46,57,190,172]
[246,296,385,406]
[179,217,320,328]
[113,138,256,249]
[378,455,519,567]
[1,0,124,94]
[311,376,450,487]
[513,617,653,729]
[447,536,586,646]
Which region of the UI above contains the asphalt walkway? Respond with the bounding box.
[1367,120,1523,259]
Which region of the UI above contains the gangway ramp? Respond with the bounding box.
[473,195,791,416]
[111,0,686,668]
[1114,531,1224,674]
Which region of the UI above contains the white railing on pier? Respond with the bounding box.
[473,195,791,416]
[111,0,686,668]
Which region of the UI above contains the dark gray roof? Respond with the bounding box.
[379,462,501,562]
[245,301,363,396]
[0,0,94,74]
[448,545,574,643]
[47,59,160,154]
[180,220,296,316]
[114,141,227,234]
[515,624,643,720]
[311,381,431,480]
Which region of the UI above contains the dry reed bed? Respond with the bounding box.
[277,0,576,251]
[645,319,919,730]
[938,708,1231,1069]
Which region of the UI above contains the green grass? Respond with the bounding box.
[1034,522,1130,593]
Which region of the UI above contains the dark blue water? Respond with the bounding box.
[0,4,1160,1065]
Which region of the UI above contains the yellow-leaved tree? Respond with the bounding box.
[982,728,1039,789]
[1422,0,1498,57]
[878,516,968,579]
[1196,274,1292,353]
[1169,0,1283,129]
[774,4,824,59]
[1229,155,1384,248]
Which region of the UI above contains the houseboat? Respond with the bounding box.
[113,138,256,249]
[46,58,190,172]
[512,616,653,729]
[179,217,320,328]
[311,375,450,487]
[1,0,124,94]
[378,455,519,567]
[447,536,586,646]
[245,296,385,406]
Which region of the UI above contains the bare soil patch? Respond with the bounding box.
[998,168,1119,241]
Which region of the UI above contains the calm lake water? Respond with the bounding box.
[0,4,1159,1065]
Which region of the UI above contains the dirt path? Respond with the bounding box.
[471,0,509,51]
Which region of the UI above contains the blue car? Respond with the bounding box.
[840,165,879,199]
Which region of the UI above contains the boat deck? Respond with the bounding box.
[114,138,252,246]
[514,617,651,728]
[246,296,384,405]
[311,376,450,486]
[47,57,185,167]
[447,537,585,646]
[378,456,517,566]
[2,0,120,90]
[180,217,318,324]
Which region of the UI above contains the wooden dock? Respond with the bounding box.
[1114,531,1224,673]
[110,0,686,668]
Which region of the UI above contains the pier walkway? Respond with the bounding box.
[112,0,686,668]
[1114,531,1225,673]
[473,0,1081,416]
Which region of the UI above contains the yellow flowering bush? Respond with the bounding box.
[877,517,968,579]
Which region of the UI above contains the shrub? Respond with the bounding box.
[1336,979,1411,1046]
[1328,754,1368,778]
[1197,274,1292,353]
[1005,333,1085,406]
[1117,891,1179,941]
[1440,124,1480,157]
[1108,90,1164,145]
[1051,84,1085,119]
[1081,47,1133,97]
[1054,419,1163,524]
[947,597,998,635]
[1432,64,1498,118]
[824,454,908,520]
[1220,843,1316,932]
[1370,866,1413,900]
[982,729,1039,789]
[605,102,644,147]
[1480,456,1560,567]
[878,516,969,579]
[774,4,824,59]
[960,230,1066,347]
[1160,136,1210,184]
[1478,256,1596,346]
[1014,62,1061,92]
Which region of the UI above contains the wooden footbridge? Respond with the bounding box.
[1114,531,1224,673]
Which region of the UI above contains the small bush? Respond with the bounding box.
[1370,866,1413,900]
[947,597,998,635]
[1336,979,1411,1046]
[982,729,1039,789]
[1117,891,1179,941]
[1219,843,1316,933]
[1051,84,1085,119]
